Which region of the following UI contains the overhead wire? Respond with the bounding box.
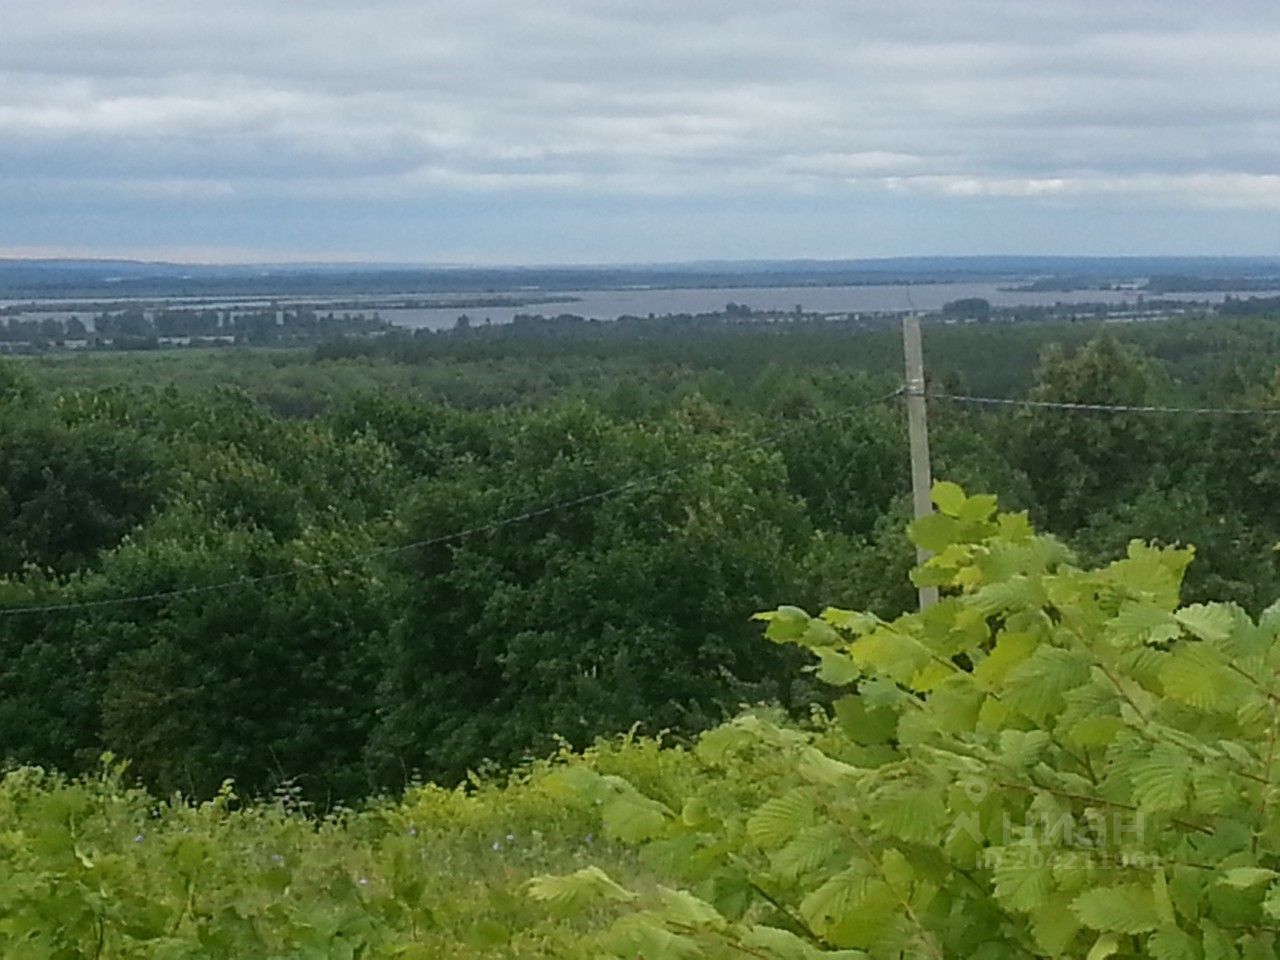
[0,386,905,619]
[8,361,1278,620]
[929,392,1280,417]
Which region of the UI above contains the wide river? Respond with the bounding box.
[373,282,1277,331]
[4,282,1277,332]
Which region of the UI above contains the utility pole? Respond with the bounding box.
[902,313,938,611]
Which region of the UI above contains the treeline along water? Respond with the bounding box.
[5,281,1278,333]
[353,282,1280,329]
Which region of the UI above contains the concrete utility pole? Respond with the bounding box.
[902,313,939,611]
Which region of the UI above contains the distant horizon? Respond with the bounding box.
[6,253,1280,272]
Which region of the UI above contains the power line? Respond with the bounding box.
[20,383,1266,621]
[0,387,904,619]
[930,392,1280,418]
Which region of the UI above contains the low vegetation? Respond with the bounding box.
[5,486,1280,958]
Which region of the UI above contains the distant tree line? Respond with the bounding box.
[0,307,392,351]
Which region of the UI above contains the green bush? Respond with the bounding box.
[7,485,1280,958]
[539,483,1280,959]
[0,740,704,958]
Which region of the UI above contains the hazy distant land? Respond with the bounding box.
[4,256,1280,353]
[5,255,1280,300]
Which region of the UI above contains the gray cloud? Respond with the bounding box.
[4,0,1280,258]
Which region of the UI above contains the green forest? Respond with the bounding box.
[4,310,1280,957]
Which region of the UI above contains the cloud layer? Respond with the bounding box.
[5,0,1280,260]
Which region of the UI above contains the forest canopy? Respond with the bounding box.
[2,311,1280,801]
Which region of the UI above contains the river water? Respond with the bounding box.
[373,283,1278,330]
[3,282,1277,333]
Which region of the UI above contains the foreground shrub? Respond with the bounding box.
[0,739,705,958]
[8,483,1278,958]
[537,483,1280,959]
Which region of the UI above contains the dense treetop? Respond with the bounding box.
[2,311,1280,800]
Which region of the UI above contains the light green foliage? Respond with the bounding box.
[536,484,1280,959]
[0,739,705,958]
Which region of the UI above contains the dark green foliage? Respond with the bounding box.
[774,403,905,538]
[1009,335,1176,533]
[1073,486,1280,610]
[4,313,1280,802]
[941,296,992,319]
[0,358,35,405]
[0,391,162,577]
[96,532,392,800]
[368,401,817,784]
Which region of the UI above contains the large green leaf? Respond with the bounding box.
[1073,885,1164,934]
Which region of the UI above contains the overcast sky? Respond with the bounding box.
[4,0,1280,263]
